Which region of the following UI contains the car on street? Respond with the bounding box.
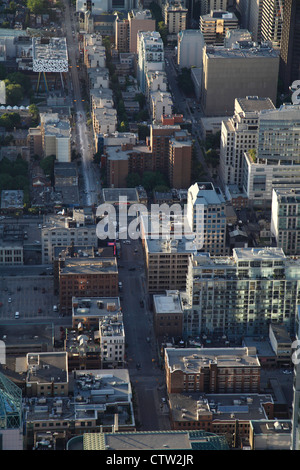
[8,298,12,303]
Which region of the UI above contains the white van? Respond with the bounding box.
[15,312,20,319]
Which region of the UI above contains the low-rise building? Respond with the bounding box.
[164,347,261,394]
[59,257,118,314]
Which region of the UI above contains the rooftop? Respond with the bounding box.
[60,258,118,275]
[165,347,260,372]
[170,392,273,423]
[153,291,183,314]
[72,297,121,319]
[26,352,68,385]
[204,43,279,59]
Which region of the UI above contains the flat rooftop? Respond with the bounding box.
[165,347,261,371]
[153,292,183,314]
[72,297,121,319]
[102,188,139,204]
[236,96,275,113]
[60,258,117,275]
[170,392,273,423]
[205,43,279,59]
[32,37,68,71]
[27,352,68,384]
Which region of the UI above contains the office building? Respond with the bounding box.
[163,0,188,35]
[59,257,118,314]
[128,9,155,54]
[271,188,300,255]
[137,31,164,93]
[243,104,300,204]
[280,0,300,92]
[143,233,197,294]
[201,43,279,116]
[187,182,227,254]
[261,0,284,47]
[177,29,205,68]
[200,10,239,45]
[184,248,300,339]
[164,347,261,394]
[219,96,275,189]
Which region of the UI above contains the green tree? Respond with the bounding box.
[126,172,141,188]
[27,0,47,14]
[5,83,24,106]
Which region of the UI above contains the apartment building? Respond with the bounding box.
[115,15,129,53]
[200,10,239,45]
[201,42,279,116]
[146,70,168,103]
[163,0,188,35]
[149,123,181,174]
[164,347,261,394]
[177,29,205,68]
[187,182,227,254]
[219,96,275,189]
[168,130,192,189]
[128,9,155,54]
[92,107,117,138]
[184,248,300,339]
[271,188,300,255]
[137,31,164,93]
[291,306,300,450]
[87,67,110,91]
[83,33,106,68]
[280,0,300,92]
[150,90,173,122]
[243,104,300,205]
[59,257,118,314]
[41,211,98,264]
[40,113,71,162]
[200,0,228,15]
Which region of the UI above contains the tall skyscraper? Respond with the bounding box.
[280,0,300,92]
[261,0,285,47]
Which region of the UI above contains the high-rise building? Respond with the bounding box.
[219,96,275,189]
[271,188,300,255]
[115,15,129,53]
[163,0,188,35]
[177,29,205,68]
[187,182,227,254]
[280,0,300,92]
[201,43,279,116]
[200,10,239,45]
[128,9,156,54]
[243,104,300,204]
[261,0,284,47]
[137,31,164,93]
[200,0,228,15]
[291,305,300,450]
[184,248,300,339]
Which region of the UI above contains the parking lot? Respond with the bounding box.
[0,276,59,321]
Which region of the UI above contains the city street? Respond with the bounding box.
[62,0,100,207]
[119,239,170,430]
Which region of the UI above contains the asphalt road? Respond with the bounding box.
[62,0,99,207]
[119,239,170,430]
